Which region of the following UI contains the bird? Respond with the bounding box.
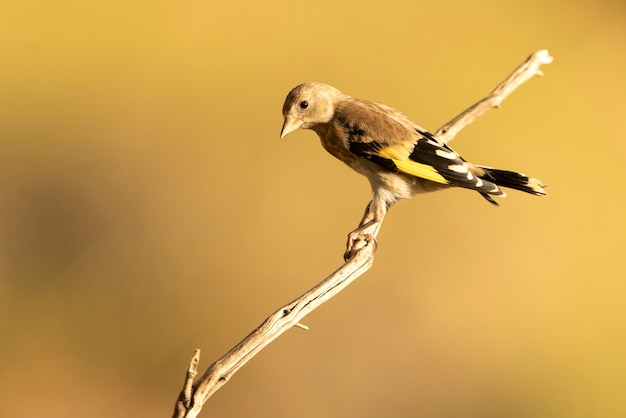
[280,82,546,259]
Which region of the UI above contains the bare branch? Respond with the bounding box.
[172,49,553,418]
[173,245,376,418]
[434,49,553,144]
[173,349,201,416]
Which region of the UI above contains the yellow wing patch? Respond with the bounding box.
[377,144,411,160]
[392,159,449,184]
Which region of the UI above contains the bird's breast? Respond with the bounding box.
[317,124,365,173]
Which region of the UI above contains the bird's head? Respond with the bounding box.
[280,82,346,138]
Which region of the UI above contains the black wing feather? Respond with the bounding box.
[347,141,399,172]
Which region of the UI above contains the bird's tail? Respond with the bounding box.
[476,166,547,206]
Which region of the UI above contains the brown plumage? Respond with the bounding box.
[280,82,546,256]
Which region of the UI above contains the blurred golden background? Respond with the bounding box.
[1,0,625,416]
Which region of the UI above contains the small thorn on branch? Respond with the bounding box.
[294,322,310,330]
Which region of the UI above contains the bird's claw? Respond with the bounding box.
[344,230,377,261]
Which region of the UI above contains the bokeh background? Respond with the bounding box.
[1,0,625,417]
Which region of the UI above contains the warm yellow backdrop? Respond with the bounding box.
[1,1,625,417]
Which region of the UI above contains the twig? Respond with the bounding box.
[172,247,375,418]
[172,49,553,418]
[435,50,553,144]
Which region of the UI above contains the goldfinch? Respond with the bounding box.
[280,82,546,258]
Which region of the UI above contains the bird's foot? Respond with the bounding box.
[344,223,378,261]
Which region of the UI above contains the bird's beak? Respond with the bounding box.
[280,116,302,139]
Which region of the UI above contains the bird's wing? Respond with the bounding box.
[336,99,502,194]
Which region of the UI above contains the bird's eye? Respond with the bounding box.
[299,100,308,109]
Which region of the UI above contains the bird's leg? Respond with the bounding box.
[344,198,388,261]
[357,201,375,228]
